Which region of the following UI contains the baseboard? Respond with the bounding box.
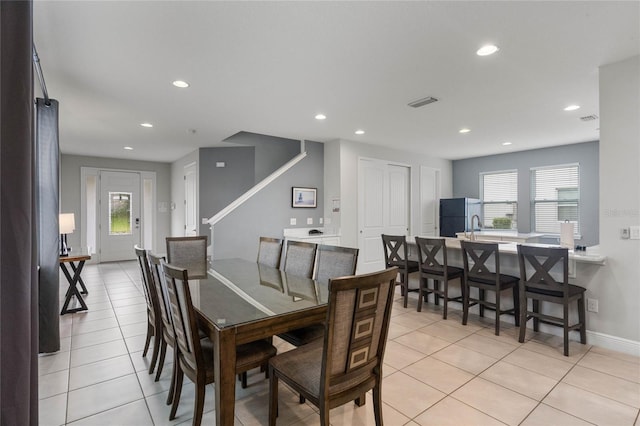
[586,330,640,357]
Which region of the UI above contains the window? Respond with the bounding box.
[109,192,132,235]
[531,164,580,235]
[481,170,518,229]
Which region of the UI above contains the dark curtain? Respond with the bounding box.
[0,1,39,425]
[37,98,60,353]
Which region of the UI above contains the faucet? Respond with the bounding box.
[469,214,481,241]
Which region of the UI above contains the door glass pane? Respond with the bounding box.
[109,192,132,235]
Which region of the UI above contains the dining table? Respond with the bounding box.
[190,258,328,425]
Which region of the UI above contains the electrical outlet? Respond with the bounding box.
[319,218,323,224]
[307,217,313,225]
[621,228,630,239]
[290,218,297,226]
[587,298,598,313]
[201,218,209,225]
[630,226,640,240]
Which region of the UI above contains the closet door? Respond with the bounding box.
[358,159,410,273]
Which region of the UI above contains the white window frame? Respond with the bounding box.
[530,163,580,236]
[479,169,518,230]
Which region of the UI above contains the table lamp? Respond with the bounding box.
[59,213,75,256]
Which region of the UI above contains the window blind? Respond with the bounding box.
[532,164,580,234]
[481,170,518,229]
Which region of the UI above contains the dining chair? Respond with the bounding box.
[147,252,180,405]
[162,261,277,426]
[268,267,398,426]
[282,240,318,278]
[415,237,463,319]
[381,234,420,308]
[258,236,284,268]
[134,245,163,375]
[460,241,520,335]
[166,235,208,279]
[278,245,359,347]
[517,245,586,356]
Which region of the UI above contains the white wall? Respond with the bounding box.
[330,139,453,248]
[586,55,640,352]
[170,150,198,237]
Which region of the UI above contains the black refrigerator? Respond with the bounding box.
[439,198,482,237]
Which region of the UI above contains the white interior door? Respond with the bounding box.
[99,171,141,262]
[358,159,410,273]
[420,166,440,236]
[184,162,197,236]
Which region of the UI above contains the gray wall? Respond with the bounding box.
[60,154,172,254]
[452,141,599,246]
[213,141,324,260]
[224,131,300,182]
[198,146,256,235]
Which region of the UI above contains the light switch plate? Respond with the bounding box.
[307,218,313,225]
[630,225,640,240]
[621,228,630,239]
[290,218,297,225]
[201,218,209,224]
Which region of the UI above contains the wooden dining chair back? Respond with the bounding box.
[166,235,208,279]
[414,237,463,319]
[460,241,520,335]
[134,245,162,375]
[283,240,317,278]
[258,237,284,268]
[147,252,178,389]
[517,245,586,356]
[268,267,399,426]
[162,262,277,425]
[279,245,359,348]
[381,234,419,308]
[161,261,212,425]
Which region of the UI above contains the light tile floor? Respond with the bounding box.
[39,261,640,425]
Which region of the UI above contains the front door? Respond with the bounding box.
[99,170,141,262]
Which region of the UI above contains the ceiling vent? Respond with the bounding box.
[580,114,598,122]
[408,96,438,108]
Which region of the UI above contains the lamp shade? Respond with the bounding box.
[59,213,76,234]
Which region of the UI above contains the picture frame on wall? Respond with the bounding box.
[292,187,317,208]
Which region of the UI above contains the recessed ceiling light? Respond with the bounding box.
[315,114,326,120]
[476,44,500,56]
[124,146,133,150]
[355,129,365,135]
[140,122,153,128]
[172,80,190,88]
[564,105,581,111]
[459,128,471,134]
[502,141,512,146]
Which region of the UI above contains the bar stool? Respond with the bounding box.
[415,237,463,319]
[382,234,420,308]
[460,241,519,335]
[517,244,586,356]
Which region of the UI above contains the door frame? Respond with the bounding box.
[81,167,156,263]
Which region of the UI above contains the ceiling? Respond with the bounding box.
[33,1,639,162]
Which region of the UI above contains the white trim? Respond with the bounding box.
[586,330,640,357]
[207,151,307,226]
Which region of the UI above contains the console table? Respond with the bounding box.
[60,254,91,315]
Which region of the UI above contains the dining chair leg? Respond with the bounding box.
[169,366,184,420]
[154,339,167,381]
[563,304,570,356]
[533,300,540,331]
[193,379,205,426]
[402,273,409,308]
[462,284,469,326]
[479,289,485,318]
[373,382,383,426]
[355,393,366,406]
[513,287,520,327]
[241,371,248,389]
[142,322,153,356]
[319,403,330,426]
[442,282,448,320]
[166,354,177,405]
[148,330,161,374]
[268,367,278,426]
